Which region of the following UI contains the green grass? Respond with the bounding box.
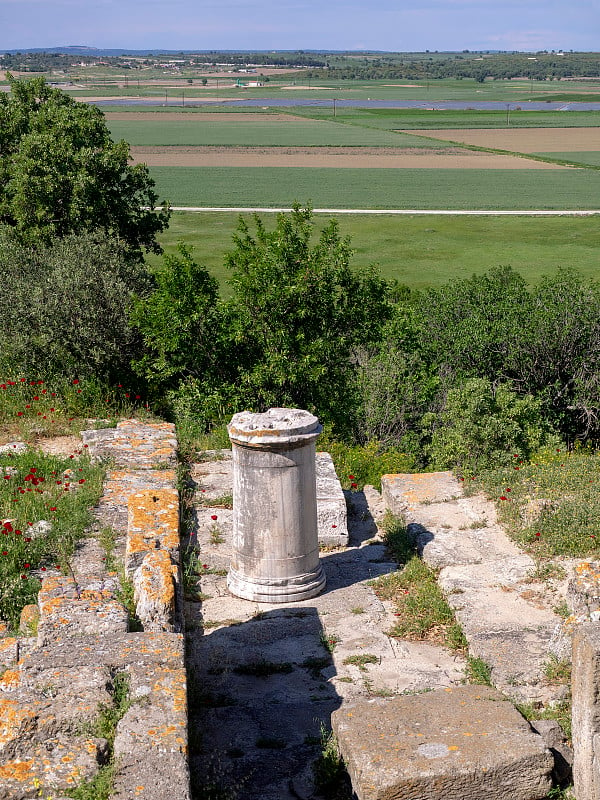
[284,106,600,130]
[0,447,105,630]
[107,117,440,148]
[149,165,600,211]
[372,551,466,650]
[471,448,600,558]
[149,210,600,295]
[536,151,600,167]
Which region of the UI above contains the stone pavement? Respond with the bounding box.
[186,456,467,800]
[187,461,573,800]
[382,471,569,705]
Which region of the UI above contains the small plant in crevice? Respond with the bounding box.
[233,660,293,677]
[379,511,415,565]
[183,546,205,601]
[320,631,341,653]
[313,724,353,800]
[302,655,333,679]
[65,670,132,800]
[464,656,493,686]
[342,653,379,672]
[544,655,572,686]
[97,526,143,631]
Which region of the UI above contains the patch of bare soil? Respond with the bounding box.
[403,127,600,152]
[129,144,567,169]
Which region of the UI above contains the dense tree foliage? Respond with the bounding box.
[0,226,151,384]
[0,76,169,254]
[132,208,391,433]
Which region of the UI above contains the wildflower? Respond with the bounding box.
[73,379,79,385]
[500,496,508,501]
[211,514,218,521]
[49,507,57,512]
[23,563,30,569]
[78,479,86,484]
[351,482,357,489]
[349,474,355,480]
[535,532,541,538]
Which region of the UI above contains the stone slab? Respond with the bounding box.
[37,575,129,646]
[315,452,349,547]
[332,686,553,800]
[82,420,177,469]
[382,471,463,511]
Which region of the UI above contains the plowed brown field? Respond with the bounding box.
[130,145,567,169]
[406,127,600,152]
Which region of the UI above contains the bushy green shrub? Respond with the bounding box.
[425,378,552,472]
[0,227,151,385]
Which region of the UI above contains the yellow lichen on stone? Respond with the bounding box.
[0,669,21,691]
[0,758,35,782]
[0,698,36,749]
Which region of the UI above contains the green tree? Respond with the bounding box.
[0,75,169,254]
[223,207,391,429]
[131,243,224,395]
[417,266,530,383]
[426,378,551,472]
[0,226,151,384]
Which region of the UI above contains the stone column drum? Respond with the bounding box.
[227,408,326,603]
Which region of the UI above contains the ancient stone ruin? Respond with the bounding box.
[2,408,599,799]
[227,407,326,603]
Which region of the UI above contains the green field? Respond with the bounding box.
[536,151,600,167]
[288,107,600,130]
[65,76,600,104]
[148,211,600,294]
[149,166,600,210]
[107,117,444,148]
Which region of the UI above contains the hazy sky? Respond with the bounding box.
[1,0,598,52]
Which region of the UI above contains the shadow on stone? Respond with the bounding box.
[187,606,345,800]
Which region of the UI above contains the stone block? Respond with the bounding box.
[0,638,19,671]
[572,623,600,800]
[332,686,553,800]
[316,452,349,547]
[133,550,178,632]
[82,420,177,469]
[0,736,108,800]
[37,575,129,645]
[381,471,462,514]
[126,489,180,574]
[113,660,190,800]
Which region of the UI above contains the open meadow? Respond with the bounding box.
[148,211,600,294]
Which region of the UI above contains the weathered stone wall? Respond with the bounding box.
[0,420,190,800]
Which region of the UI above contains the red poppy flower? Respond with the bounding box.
[211,514,218,521]
[73,379,79,385]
